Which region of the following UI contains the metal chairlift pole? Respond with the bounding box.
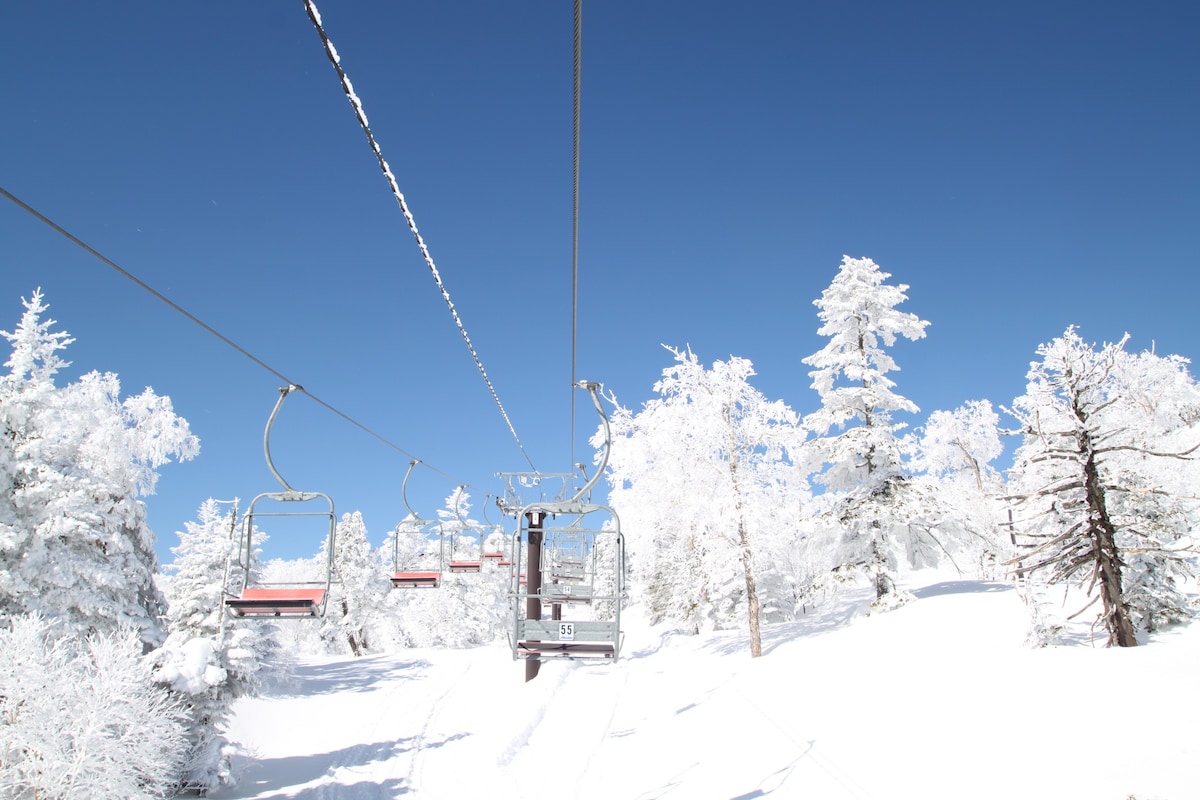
[525,510,545,683]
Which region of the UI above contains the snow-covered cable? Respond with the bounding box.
[303,0,538,474]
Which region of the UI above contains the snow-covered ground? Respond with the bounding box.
[212,572,1199,800]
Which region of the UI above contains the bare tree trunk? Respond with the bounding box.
[1083,452,1138,646]
[1068,389,1139,648]
[869,519,891,601]
[725,415,762,658]
[342,599,365,656]
[737,515,763,658]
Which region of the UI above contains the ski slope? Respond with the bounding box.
[212,572,1199,800]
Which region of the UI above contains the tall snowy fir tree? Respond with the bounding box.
[801,256,932,608]
[1,289,199,797]
[0,289,198,644]
[1004,328,1200,646]
[602,346,807,655]
[153,498,281,793]
[319,510,392,656]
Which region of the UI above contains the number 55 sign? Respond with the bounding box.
[558,622,575,641]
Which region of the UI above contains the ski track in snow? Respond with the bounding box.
[211,573,1200,800]
[212,649,499,799]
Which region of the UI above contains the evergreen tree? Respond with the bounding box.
[1005,328,1200,646]
[319,510,391,656]
[0,289,198,644]
[153,499,281,793]
[801,256,932,608]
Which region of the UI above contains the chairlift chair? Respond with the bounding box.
[480,496,512,564]
[224,386,337,618]
[389,514,443,589]
[540,522,596,604]
[510,504,624,659]
[390,461,444,588]
[442,485,484,573]
[507,382,627,661]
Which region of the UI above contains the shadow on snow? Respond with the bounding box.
[216,733,472,799]
[912,579,1011,599]
[216,738,413,799]
[270,655,432,697]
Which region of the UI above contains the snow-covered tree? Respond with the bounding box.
[0,289,199,645]
[909,401,1008,577]
[913,400,1005,494]
[603,346,807,655]
[1005,328,1200,646]
[801,255,932,608]
[1113,347,1200,632]
[319,510,392,656]
[0,613,187,799]
[153,499,281,793]
[388,489,508,649]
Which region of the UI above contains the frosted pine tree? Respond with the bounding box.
[602,346,807,655]
[153,499,281,793]
[802,256,931,609]
[319,510,391,656]
[0,289,198,644]
[1005,328,1200,646]
[0,288,73,621]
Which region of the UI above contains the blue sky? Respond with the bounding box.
[3,2,1198,562]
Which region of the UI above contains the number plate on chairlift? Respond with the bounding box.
[558,622,575,641]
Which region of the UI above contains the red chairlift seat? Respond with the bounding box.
[225,587,327,618]
[448,560,482,573]
[390,571,440,588]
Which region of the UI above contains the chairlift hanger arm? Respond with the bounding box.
[400,459,430,524]
[453,484,469,528]
[568,380,609,504]
[264,385,302,495]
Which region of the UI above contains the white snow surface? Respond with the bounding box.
[211,571,1199,800]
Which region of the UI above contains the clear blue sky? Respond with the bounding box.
[3,2,1198,562]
